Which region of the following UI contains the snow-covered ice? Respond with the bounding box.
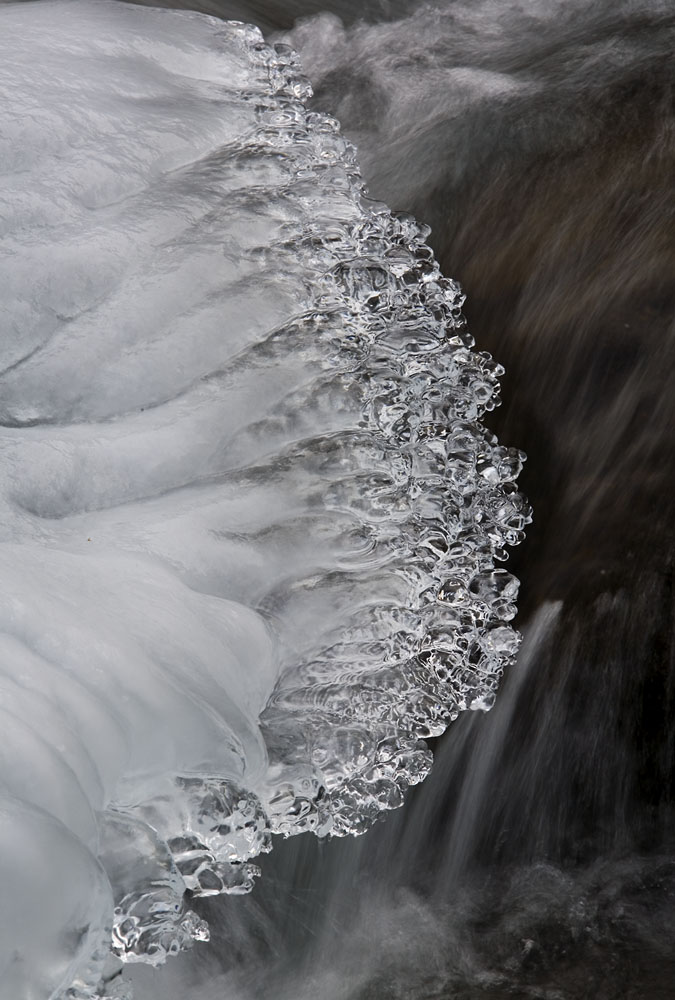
[0,3,529,995]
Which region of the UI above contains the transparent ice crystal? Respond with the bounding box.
[0,2,530,995]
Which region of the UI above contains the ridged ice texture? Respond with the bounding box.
[0,3,530,996]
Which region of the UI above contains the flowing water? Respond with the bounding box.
[1,0,674,998]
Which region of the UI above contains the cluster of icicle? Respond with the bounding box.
[256,44,530,838]
[95,31,530,990]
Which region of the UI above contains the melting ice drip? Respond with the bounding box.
[0,2,530,997]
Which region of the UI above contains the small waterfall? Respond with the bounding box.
[141,590,674,998]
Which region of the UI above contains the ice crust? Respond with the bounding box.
[0,2,530,996]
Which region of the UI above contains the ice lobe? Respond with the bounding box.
[0,1,530,996]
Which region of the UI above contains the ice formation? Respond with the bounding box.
[0,2,530,996]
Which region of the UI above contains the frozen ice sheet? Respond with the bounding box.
[0,2,529,996]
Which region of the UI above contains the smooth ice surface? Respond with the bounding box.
[0,2,529,996]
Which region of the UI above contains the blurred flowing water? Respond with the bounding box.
[3,0,675,996]
[123,0,675,997]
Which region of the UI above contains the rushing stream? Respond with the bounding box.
[1,0,674,998]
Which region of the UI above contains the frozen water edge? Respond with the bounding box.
[0,2,530,996]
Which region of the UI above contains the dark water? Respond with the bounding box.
[121,0,675,995]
